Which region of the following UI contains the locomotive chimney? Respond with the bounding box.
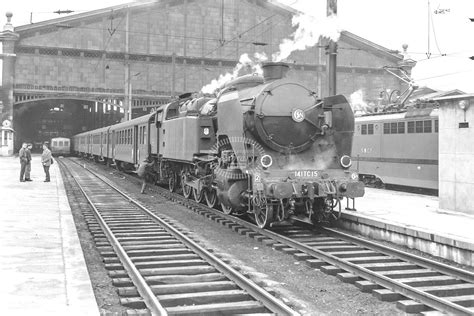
[262,62,290,81]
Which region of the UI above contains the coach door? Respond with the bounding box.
[154,110,163,155]
[111,130,116,158]
[133,125,139,164]
[106,130,110,158]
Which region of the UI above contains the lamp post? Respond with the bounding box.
[125,72,140,121]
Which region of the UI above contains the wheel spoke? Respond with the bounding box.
[221,202,233,215]
[181,175,191,198]
[255,203,274,228]
[204,189,217,208]
[193,187,203,203]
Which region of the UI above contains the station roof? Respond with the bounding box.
[13,0,404,63]
[433,93,474,102]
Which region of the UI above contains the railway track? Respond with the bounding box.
[70,157,474,315]
[58,158,299,315]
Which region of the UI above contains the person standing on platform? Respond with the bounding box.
[137,158,154,194]
[19,142,28,182]
[24,143,33,181]
[41,142,52,182]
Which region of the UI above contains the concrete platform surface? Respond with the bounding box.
[341,188,474,266]
[0,155,98,315]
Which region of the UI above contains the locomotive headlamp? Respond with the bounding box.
[203,127,210,136]
[340,155,352,168]
[351,172,358,180]
[260,154,273,168]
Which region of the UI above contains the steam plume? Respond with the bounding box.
[272,13,340,62]
[349,89,376,116]
[200,53,268,94]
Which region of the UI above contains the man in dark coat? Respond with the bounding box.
[137,158,154,194]
[24,143,33,181]
[41,142,52,182]
[19,142,28,182]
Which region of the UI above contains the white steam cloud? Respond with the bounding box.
[201,52,268,94]
[349,89,376,116]
[200,3,342,92]
[272,13,340,62]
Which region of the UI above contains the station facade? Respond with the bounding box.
[1,0,409,153]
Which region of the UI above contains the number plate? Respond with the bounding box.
[293,170,319,178]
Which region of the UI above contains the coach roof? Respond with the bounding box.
[109,112,156,131]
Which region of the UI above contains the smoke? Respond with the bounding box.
[279,140,336,171]
[349,89,369,116]
[200,53,268,94]
[200,2,342,92]
[272,12,340,62]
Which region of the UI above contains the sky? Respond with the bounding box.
[1,0,474,93]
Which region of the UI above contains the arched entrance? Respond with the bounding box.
[13,98,122,152]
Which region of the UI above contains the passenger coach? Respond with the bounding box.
[72,112,156,169]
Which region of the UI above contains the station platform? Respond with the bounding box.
[0,155,98,315]
[340,188,474,267]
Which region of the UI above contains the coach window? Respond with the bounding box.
[390,122,397,134]
[397,122,405,133]
[165,103,179,120]
[383,123,390,134]
[408,121,415,133]
[367,124,374,134]
[435,120,439,132]
[423,120,432,133]
[415,121,423,133]
[361,124,367,135]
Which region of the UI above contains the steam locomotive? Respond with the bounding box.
[72,62,364,228]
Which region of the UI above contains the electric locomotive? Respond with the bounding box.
[50,137,71,156]
[353,106,439,193]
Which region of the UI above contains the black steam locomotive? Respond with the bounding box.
[73,62,364,228]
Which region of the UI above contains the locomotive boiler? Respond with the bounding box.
[209,62,364,227]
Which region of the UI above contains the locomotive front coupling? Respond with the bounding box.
[262,178,364,200]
